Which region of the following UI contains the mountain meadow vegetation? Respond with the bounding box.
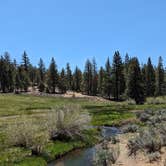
[0,51,166,165]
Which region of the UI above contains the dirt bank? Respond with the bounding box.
[110,134,166,166]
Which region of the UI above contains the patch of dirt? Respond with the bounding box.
[109,133,166,166]
[26,87,109,102]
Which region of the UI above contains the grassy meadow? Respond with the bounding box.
[0,94,166,165]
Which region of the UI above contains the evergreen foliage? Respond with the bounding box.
[0,50,165,104]
[126,57,145,104]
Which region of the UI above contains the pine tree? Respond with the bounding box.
[126,57,145,104]
[145,57,155,96]
[15,69,21,93]
[103,57,112,99]
[21,51,30,91]
[0,53,15,92]
[98,67,105,96]
[155,56,165,96]
[29,65,38,86]
[47,58,59,93]
[4,53,13,92]
[92,58,98,95]
[141,64,147,98]
[66,63,73,90]
[83,59,93,95]
[16,65,29,92]
[38,58,46,92]
[0,56,7,92]
[124,54,130,89]
[163,68,166,95]
[0,57,2,91]
[22,51,30,72]
[73,66,82,92]
[58,68,67,94]
[112,51,125,100]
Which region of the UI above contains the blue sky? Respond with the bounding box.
[0,0,165,70]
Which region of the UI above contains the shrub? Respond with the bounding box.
[127,136,142,156]
[6,117,49,155]
[128,129,162,156]
[122,124,138,133]
[147,152,160,163]
[146,96,166,105]
[137,112,151,123]
[110,136,120,144]
[157,124,166,146]
[125,99,136,105]
[92,145,119,166]
[46,104,91,140]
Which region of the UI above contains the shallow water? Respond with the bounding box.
[48,127,121,166]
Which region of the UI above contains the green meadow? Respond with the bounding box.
[0,94,166,165]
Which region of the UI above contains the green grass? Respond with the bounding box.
[0,94,166,165]
[43,128,100,161]
[44,141,85,161]
[0,94,166,126]
[86,104,135,126]
[0,147,31,165]
[15,157,47,166]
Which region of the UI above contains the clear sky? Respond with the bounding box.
[0,0,166,70]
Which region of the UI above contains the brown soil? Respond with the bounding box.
[26,87,109,102]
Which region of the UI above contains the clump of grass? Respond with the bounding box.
[46,104,91,140]
[6,117,49,155]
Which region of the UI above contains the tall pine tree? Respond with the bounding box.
[103,57,112,99]
[73,66,82,92]
[112,51,125,100]
[145,57,155,96]
[83,59,93,95]
[92,58,98,95]
[66,63,73,91]
[155,56,165,96]
[98,67,105,96]
[126,57,145,104]
[38,58,46,92]
[58,68,67,94]
[47,58,58,93]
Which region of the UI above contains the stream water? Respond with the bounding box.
[48,127,121,166]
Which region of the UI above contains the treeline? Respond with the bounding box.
[0,51,166,104]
